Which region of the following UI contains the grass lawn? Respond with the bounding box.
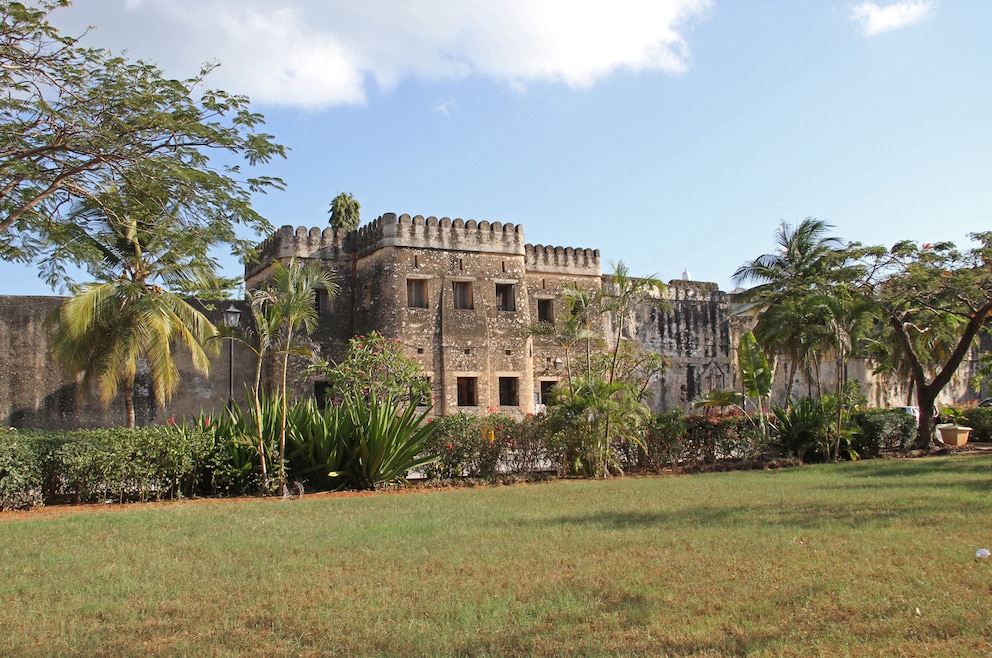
[2,454,992,657]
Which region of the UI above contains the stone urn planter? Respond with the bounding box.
[937,423,972,447]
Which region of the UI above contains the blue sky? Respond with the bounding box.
[4,0,990,295]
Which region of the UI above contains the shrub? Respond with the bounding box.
[332,397,438,490]
[497,414,552,476]
[632,410,688,472]
[683,415,764,467]
[425,413,505,480]
[772,398,831,463]
[852,409,917,457]
[0,428,45,510]
[46,426,215,503]
[962,408,992,441]
[285,399,347,491]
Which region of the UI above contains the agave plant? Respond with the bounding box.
[285,399,347,491]
[772,397,831,463]
[332,397,439,490]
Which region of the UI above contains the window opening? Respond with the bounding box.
[453,281,473,309]
[499,377,519,406]
[407,279,428,308]
[540,380,556,405]
[495,283,515,311]
[537,298,553,323]
[457,377,478,406]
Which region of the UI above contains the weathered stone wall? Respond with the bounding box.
[246,216,603,417]
[0,296,255,428]
[8,212,987,429]
[608,280,734,412]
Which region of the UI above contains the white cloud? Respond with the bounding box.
[53,0,712,109]
[434,97,458,116]
[850,0,937,37]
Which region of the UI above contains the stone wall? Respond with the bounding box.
[5,212,987,429]
[0,296,255,428]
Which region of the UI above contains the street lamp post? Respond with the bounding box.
[223,305,242,409]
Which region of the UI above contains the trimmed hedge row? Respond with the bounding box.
[0,429,45,510]
[851,410,918,457]
[0,426,234,511]
[2,406,934,510]
[423,412,767,480]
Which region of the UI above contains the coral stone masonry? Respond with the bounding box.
[245,213,728,416]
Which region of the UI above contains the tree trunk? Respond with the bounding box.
[916,383,938,450]
[124,382,136,428]
[253,353,268,493]
[784,359,796,403]
[279,347,290,496]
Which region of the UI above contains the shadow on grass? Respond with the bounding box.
[840,454,992,479]
[830,454,992,492]
[532,500,927,532]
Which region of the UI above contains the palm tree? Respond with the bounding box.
[600,261,665,453]
[252,258,337,492]
[48,194,220,427]
[527,285,599,395]
[601,261,665,386]
[733,218,854,399]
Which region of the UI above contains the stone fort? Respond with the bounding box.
[246,213,735,417]
[0,212,978,428]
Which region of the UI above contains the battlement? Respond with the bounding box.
[350,213,527,257]
[525,244,601,276]
[246,225,352,280]
[247,213,600,279]
[667,279,723,300]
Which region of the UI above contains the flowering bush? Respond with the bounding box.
[423,413,553,480]
[313,331,430,406]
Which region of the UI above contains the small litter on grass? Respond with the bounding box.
[975,548,990,560]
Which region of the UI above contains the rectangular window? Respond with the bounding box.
[495,283,515,311]
[457,377,478,406]
[540,380,557,405]
[453,281,473,309]
[499,377,519,406]
[537,298,553,323]
[407,279,428,308]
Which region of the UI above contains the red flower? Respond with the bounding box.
[446,444,453,450]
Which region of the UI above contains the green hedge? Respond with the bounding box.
[422,411,768,478]
[0,426,222,508]
[852,410,917,457]
[0,429,45,511]
[963,408,992,442]
[423,413,551,480]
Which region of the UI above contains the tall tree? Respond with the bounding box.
[252,258,337,493]
[328,192,360,232]
[733,218,857,399]
[48,186,220,427]
[600,261,665,454]
[856,234,992,447]
[1,1,285,272]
